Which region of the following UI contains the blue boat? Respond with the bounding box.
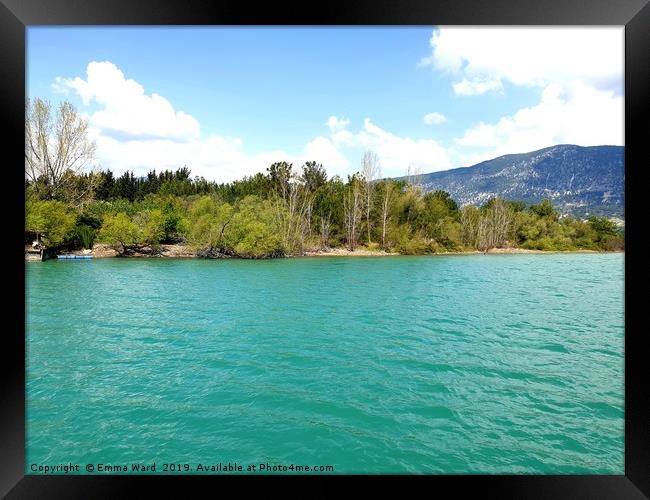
[57,255,94,260]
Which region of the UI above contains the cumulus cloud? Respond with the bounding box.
[87,127,355,183]
[54,61,456,181]
[326,115,351,133]
[452,78,503,97]
[455,80,624,164]
[419,27,624,163]
[56,34,623,185]
[328,118,452,176]
[87,113,451,181]
[422,27,623,95]
[53,62,354,182]
[423,111,447,125]
[54,61,200,141]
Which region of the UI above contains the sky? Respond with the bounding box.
[27,27,624,182]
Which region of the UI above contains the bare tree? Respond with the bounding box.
[460,205,480,248]
[271,165,313,255]
[361,151,381,245]
[477,199,513,252]
[405,164,423,193]
[343,174,362,251]
[319,213,332,248]
[379,180,395,249]
[25,98,97,203]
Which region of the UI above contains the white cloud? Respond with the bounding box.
[452,78,503,96]
[419,27,624,163]
[329,118,452,176]
[47,29,625,184]
[88,128,353,184]
[423,27,623,95]
[55,61,455,181]
[455,80,623,164]
[423,111,447,125]
[326,115,351,133]
[302,136,351,177]
[86,113,452,182]
[54,61,200,141]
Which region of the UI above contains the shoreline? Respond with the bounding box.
[33,243,621,261]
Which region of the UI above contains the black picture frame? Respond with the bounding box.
[2,1,648,497]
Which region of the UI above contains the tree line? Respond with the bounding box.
[25,98,624,258]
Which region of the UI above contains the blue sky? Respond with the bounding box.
[27,27,624,181]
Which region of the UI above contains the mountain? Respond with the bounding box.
[404,145,624,219]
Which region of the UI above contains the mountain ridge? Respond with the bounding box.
[399,144,624,219]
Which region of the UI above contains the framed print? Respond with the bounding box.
[2,0,648,497]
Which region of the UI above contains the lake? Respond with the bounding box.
[25,253,624,474]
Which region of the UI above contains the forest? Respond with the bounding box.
[25,98,624,258]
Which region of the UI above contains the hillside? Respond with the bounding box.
[404,145,624,219]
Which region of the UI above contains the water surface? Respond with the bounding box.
[26,254,624,473]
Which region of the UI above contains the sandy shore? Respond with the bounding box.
[302,247,605,257]
[39,243,615,260]
[302,247,400,257]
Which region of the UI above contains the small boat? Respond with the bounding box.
[57,255,94,260]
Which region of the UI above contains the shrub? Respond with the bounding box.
[75,224,95,249]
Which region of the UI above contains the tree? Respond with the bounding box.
[227,196,284,258]
[186,196,235,256]
[417,191,457,241]
[378,180,396,249]
[588,216,618,237]
[531,199,558,219]
[268,164,312,254]
[361,151,381,244]
[343,174,363,251]
[97,213,140,255]
[405,164,423,193]
[95,170,115,200]
[301,161,327,193]
[25,199,76,247]
[267,161,293,198]
[25,98,97,203]
[460,205,480,248]
[114,171,137,201]
[478,198,513,251]
[134,209,166,248]
[588,216,623,249]
[313,176,345,248]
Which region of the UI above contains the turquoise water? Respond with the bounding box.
[26,254,624,474]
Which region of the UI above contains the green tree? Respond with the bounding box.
[98,213,140,255]
[416,191,458,244]
[530,199,558,219]
[460,205,480,249]
[134,209,166,248]
[186,196,235,255]
[588,216,623,250]
[227,196,284,258]
[267,161,293,197]
[25,199,77,247]
[301,161,327,193]
[588,216,618,237]
[312,176,345,246]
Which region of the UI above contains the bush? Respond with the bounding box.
[75,225,95,249]
[388,225,432,255]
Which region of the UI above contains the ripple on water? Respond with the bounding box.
[26,254,624,473]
